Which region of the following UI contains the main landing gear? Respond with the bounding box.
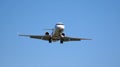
[49,38,52,43]
[60,33,65,44]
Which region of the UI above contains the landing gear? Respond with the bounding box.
[60,40,63,44]
[60,37,64,44]
[49,39,52,43]
[48,37,52,43]
[59,33,65,44]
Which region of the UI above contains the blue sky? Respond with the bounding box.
[0,0,120,67]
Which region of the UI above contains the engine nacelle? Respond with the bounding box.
[45,32,49,35]
[60,33,65,37]
[62,33,65,36]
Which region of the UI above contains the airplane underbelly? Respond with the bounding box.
[52,28,63,39]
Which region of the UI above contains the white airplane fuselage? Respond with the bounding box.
[51,23,65,41]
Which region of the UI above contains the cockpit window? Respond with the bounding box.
[56,22,64,25]
[56,24,64,25]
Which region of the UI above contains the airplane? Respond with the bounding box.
[19,22,91,44]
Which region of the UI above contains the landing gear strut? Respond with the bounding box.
[59,33,65,44]
[60,40,63,44]
[49,38,52,43]
[49,39,52,43]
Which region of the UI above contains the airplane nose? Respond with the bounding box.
[56,25,65,30]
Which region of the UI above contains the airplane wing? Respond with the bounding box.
[63,36,92,42]
[19,35,92,43]
[19,34,51,40]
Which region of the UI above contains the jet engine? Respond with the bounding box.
[60,33,65,37]
[60,33,65,44]
[62,33,65,36]
[45,32,49,35]
[45,32,52,43]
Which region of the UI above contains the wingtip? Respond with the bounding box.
[19,34,23,36]
[82,38,92,40]
[18,34,24,36]
[86,38,92,40]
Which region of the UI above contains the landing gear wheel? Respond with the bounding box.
[60,40,63,44]
[48,37,52,43]
[49,39,52,43]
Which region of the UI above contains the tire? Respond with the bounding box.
[60,40,63,44]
